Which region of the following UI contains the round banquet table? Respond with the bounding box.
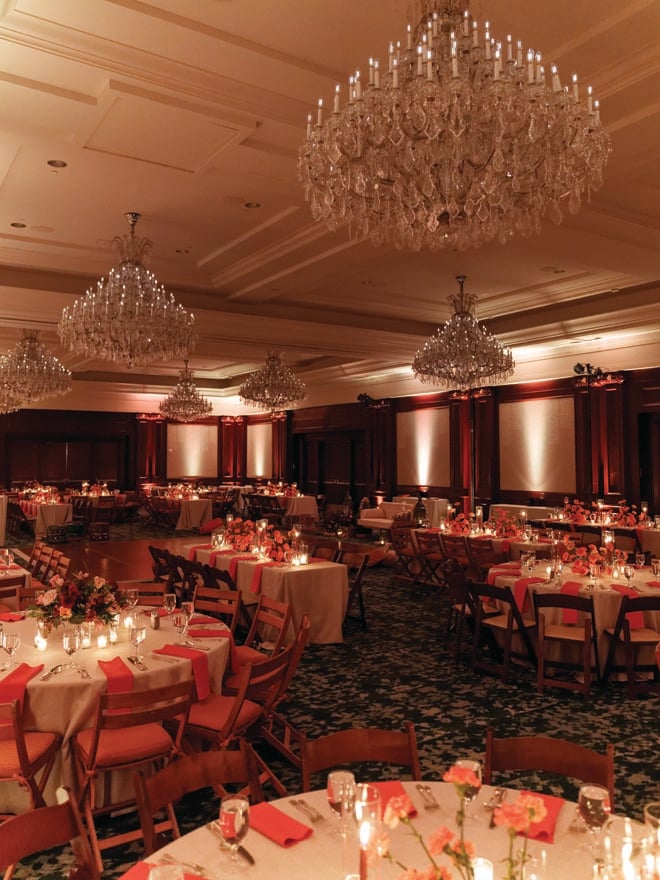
[117,781,642,880]
[175,498,214,531]
[0,611,230,814]
[19,501,73,538]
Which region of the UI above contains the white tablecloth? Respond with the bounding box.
[190,547,348,644]
[0,613,229,812]
[175,498,213,531]
[285,496,319,521]
[489,503,557,523]
[394,497,449,528]
[20,502,73,538]
[121,781,639,880]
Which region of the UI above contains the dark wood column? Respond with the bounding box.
[135,414,166,485]
[220,416,246,482]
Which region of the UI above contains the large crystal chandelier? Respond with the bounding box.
[0,331,72,409]
[58,212,196,367]
[413,275,514,389]
[298,1,611,252]
[159,360,213,422]
[239,352,306,412]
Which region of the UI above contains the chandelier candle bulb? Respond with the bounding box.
[507,33,512,61]
[317,98,323,126]
[407,23,412,50]
[472,20,478,48]
[463,11,469,38]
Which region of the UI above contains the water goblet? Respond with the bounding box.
[635,552,646,569]
[218,794,250,872]
[172,613,187,644]
[651,557,660,577]
[525,551,537,574]
[181,601,194,622]
[62,627,81,669]
[129,625,147,662]
[578,784,611,859]
[163,593,177,615]
[454,758,483,821]
[623,564,635,587]
[125,588,139,611]
[1,632,20,669]
[327,770,356,837]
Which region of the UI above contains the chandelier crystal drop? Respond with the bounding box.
[0,331,72,409]
[58,212,196,367]
[159,361,213,422]
[239,351,306,412]
[298,1,611,252]
[412,275,514,390]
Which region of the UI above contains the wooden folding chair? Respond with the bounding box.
[533,592,599,696]
[466,537,508,581]
[414,530,445,586]
[440,534,471,570]
[135,740,263,855]
[300,722,422,791]
[192,581,242,634]
[310,545,342,563]
[602,594,660,697]
[0,786,99,880]
[484,728,615,809]
[389,524,420,583]
[234,595,291,666]
[438,558,476,661]
[342,552,369,629]
[469,581,536,681]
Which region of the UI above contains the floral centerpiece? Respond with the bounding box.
[222,516,293,561]
[610,500,639,528]
[561,542,627,575]
[562,497,589,524]
[487,509,521,538]
[28,571,128,629]
[493,794,547,880]
[260,527,293,562]
[448,513,472,536]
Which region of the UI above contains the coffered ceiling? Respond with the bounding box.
[1,0,659,414]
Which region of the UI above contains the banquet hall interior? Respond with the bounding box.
[0,0,659,878]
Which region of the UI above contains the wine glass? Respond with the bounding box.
[635,552,646,569]
[651,557,660,577]
[455,759,482,821]
[218,794,250,872]
[1,632,20,669]
[163,593,177,615]
[172,613,187,644]
[623,564,635,587]
[62,627,81,669]
[327,770,356,837]
[578,784,611,858]
[129,625,146,662]
[125,589,139,613]
[181,601,194,621]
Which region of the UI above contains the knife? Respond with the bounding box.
[40,664,63,681]
[206,821,255,865]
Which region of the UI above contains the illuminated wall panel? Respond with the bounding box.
[499,397,576,493]
[166,424,218,478]
[247,422,272,479]
[396,408,450,487]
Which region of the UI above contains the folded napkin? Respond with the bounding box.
[152,644,210,700]
[187,628,239,673]
[0,662,44,708]
[98,657,134,693]
[520,791,565,844]
[249,801,313,847]
[189,614,219,626]
[250,561,281,594]
[373,780,417,816]
[487,563,522,585]
[646,581,660,588]
[0,563,21,571]
[229,555,257,582]
[0,612,24,622]
[610,584,645,628]
[560,580,583,624]
[512,577,545,614]
[142,607,169,617]
[187,543,213,561]
[120,862,200,880]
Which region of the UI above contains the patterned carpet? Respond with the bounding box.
[8,532,660,878]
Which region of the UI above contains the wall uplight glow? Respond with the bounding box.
[499,397,575,493]
[397,409,450,488]
[166,424,218,478]
[247,423,272,479]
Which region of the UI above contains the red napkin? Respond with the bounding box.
[98,657,134,693]
[520,791,565,843]
[488,563,522,585]
[187,629,239,674]
[373,780,417,816]
[560,580,583,624]
[153,644,210,700]
[610,585,645,628]
[0,564,20,571]
[250,562,280,594]
[646,581,660,588]
[229,556,256,581]
[0,612,24,622]
[187,543,213,561]
[249,801,313,847]
[119,862,200,880]
[512,577,545,614]
[189,614,218,625]
[142,607,169,617]
[0,662,44,708]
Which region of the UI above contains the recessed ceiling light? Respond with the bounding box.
[175,248,190,255]
[10,221,26,228]
[47,159,68,168]
[244,201,261,209]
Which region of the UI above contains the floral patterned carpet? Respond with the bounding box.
[9,543,660,879]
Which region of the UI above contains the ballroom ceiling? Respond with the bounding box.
[1,0,659,414]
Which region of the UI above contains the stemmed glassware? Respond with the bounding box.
[651,557,660,578]
[577,783,611,859]
[217,794,250,873]
[172,613,187,644]
[623,564,635,587]
[635,552,646,569]
[62,627,81,669]
[455,758,483,821]
[327,770,356,838]
[163,593,177,615]
[125,588,139,609]
[181,601,194,621]
[129,625,147,663]
[1,632,20,669]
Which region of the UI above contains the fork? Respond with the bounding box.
[158,851,208,877]
[289,798,325,823]
[416,783,440,811]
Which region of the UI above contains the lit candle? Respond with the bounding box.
[472,20,478,49]
[485,24,491,60]
[516,40,523,67]
[368,58,374,86]
[417,44,423,76]
[427,49,433,81]
[572,73,579,100]
[109,625,118,644]
[317,98,323,126]
[358,820,372,880]
[305,113,311,139]
[97,633,108,649]
[407,24,412,51]
[35,633,48,651]
[123,614,134,630]
[451,41,458,78]
[392,58,398,88]
[81,629,91,650]
[551,63,561,92]
[355,71,361,99]
[507,34,513,62]
[463,11,469,38]
[527,49,534,84]
[333,84,340,113]
[388,42,394,71]
[587,84,593,112]
[374,60,380,89]
[594,98,600,122]
[494,46,501,80]
[473,858,494,880]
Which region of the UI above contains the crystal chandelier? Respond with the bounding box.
[159,360,213,422]
[239,351,306,412]
[58,212,196,367]
[0,331,72,409]
[413,275,514,389]
[298,1,611,252]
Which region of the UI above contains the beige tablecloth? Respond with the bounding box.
[175,498,213,531]
[285,495,319,521]
[191,548,348,644]
[0,613,229,813]
[20,502,73,538]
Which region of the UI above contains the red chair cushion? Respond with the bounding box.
[75,723,174,768]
